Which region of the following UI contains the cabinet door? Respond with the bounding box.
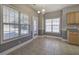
[75,12,79,24]
[68,31,79,45]
[67,12,75,25]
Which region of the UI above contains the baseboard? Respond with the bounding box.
[42,35,67,42]
[0,36,38,55]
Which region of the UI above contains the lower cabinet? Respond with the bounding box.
[68,31,79,45]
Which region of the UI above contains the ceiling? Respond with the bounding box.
[30,4,74,13]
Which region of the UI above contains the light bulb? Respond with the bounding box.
[37,11,40,14]
[42,9,45,12]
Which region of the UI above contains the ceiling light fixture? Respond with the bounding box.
[42,9,45,14]
[42,9,45,12]
[37,11,40,14]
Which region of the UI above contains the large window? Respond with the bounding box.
[45,18,60,33]
[45,19,52,32]
[52,18,60,33]
[33,16,38,34]
[20,13,29,35]
[3,6,29,40]
[3,6,19,40]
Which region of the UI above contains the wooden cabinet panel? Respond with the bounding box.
[70,13,75,24]
[67,12,75,25]
[68,31,79,45]
[75,12,79,24]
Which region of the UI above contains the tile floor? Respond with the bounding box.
[8,36,79,55]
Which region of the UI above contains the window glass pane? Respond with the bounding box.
[52,18,60,33]
[20,13,28,24]
[21,24,29,35]
[45,26,51,32]
[46,19,52,25]
[24,15,28,24]
[3,6,9,23]
[9,25,19,38]
[9,25,15,38]
[33,16,38,35]
[34,26,37,32]
[53,26,59,33]
[20,13,29,35]
[34,19,37,32]
[14,25,19,37]
[3,25,10,40]
[15,10,19,24]
[20,13,24,24]
[45,18,60,33]
[45,19,52,32]
[9,9,15,23]
[52,18,60,25]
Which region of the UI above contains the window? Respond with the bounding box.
[33,19,37,33]
[45,19,52,32]
[3,6,19,40]
[33,16,38,34]
[52,18,60,33]
[45,18,60,33]
[3,25,9,40]
[3,6,29,40]
[20,13,29,35]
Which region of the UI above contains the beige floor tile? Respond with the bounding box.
[8,36,79,55]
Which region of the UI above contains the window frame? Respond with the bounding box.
[3,6,20,40]
[0,5,30,44]
[52,18,60,33]
[33,16,38,37]
[20,13,29,36]
[45,18,60,33]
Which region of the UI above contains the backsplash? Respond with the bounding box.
[67,25,79,30]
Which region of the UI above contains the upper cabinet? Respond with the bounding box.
[75,12,79,24]
[67,12,79,25]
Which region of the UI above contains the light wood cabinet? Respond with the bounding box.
[67,12,79,25]
[67,12,75,25]
[75,12,79,24]
[68,31,79,45]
